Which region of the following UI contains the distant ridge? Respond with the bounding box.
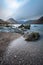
[0,16,43,24]
[25,16,43,24]
[0,19,4,23]
[0,18,18,24]
[34,16,43,24]
[7,18,18,24]
[0,19,10,24]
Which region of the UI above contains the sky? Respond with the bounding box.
[0,0,43,20]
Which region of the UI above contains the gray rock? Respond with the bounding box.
[23,32,40,41]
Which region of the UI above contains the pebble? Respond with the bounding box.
[14,55,17,58]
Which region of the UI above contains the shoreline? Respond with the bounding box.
[0,32,21,63]
[0,31,43,65]
[1,32,43,65]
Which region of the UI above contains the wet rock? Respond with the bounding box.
[23,32,40,41]
[18,24,30,29]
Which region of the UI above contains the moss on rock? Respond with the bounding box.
[23,32,40,41]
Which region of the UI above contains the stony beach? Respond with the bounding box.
[0,31,43,65]
[0,24,43,65]
[0,32,21,64]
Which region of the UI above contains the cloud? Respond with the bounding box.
[0,0,30,20]
[5,0,20,9]
[4,0,29,9]
[0,9,12,20]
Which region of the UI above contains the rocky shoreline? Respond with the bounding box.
[0,32,21,63]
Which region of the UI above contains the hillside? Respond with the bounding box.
[0,16,43,24]
[34,17,43,24]
[0,18,18,24]
[7,18,18,24]
[25,16,43,24]
[0,19,10,24]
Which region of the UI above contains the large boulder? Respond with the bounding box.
[23,32,40,41]
[18,24,30,29]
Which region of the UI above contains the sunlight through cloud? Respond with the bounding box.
[5,0,29,9]
[1,0,29,19]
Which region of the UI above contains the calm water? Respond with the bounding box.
[0,24,43,32]
[31,24,43,32]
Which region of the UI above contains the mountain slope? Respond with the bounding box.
[0,19,10,24]
[7,18,18,24]
[25,16,43,24]
[34,16,43,24]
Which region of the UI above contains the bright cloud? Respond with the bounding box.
[5,0,20,9]
[0,0,29,20]
[1,0,43,20]
[0,9,13,20]
[5,0,29,9]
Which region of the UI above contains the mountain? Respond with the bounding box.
[7,18,18,24]
[0,19,4,23]
[34,16,43,24]
[0,16,43,24]
[24,20,35,24]
[0,19,10,24]
[25,16,43,24]
[17,20,25,24]
[0,18,18,24]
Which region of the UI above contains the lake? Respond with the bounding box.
[0,24,43,32]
